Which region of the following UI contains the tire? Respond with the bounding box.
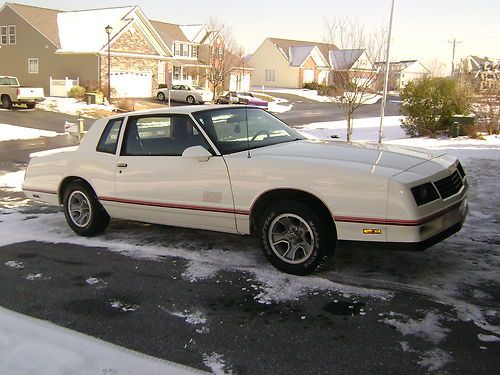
[63,181,110,236]
[186,95,195,104]
[1,95,12,109]
[26,103,36,109]
[215,99,221,104]
[258,201,335,275]
[157,92,165,101]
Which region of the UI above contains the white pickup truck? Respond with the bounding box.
[0,76,44,109]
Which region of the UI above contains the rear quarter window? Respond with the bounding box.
[96,118,123,154]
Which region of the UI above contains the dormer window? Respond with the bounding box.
[174,42,180,56]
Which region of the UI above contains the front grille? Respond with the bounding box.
[456,162,466,178]
[434,170,463,199]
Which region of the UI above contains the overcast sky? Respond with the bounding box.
[8,0,500,72]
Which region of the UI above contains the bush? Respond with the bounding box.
[400,77,473,137]
[303,82,334,96]
[69,86,86,100]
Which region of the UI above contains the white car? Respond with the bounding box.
[22,106,468,275]
[156,84,212,104]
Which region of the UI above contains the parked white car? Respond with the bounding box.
[156,84,212,104]
[22,106,468,275]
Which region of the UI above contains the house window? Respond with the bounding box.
[174,43,180,56]
[28,58,39,74]
[0,26,6,45]
[158,61,166,84]
[192,46,198,58]
[265,69,275,82]
[173,66,180,80]
[8,25,15,44]
[183,44,189,57]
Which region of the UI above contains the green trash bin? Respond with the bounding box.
[85,93,104,105]
[449,115,477,137]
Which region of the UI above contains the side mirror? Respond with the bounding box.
[182,145,212,162]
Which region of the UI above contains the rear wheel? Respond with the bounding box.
[26,103,36,109]
[186,95,195,104]
[1,95,12,109]
[258,201,335,275]
[63,181,109,236]
[157,92,165,101]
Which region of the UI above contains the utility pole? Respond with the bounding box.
[448,38,462,77]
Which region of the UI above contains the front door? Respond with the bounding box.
[112,114,237,233]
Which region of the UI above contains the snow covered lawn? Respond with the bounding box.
[0,306,206,375]
[254,87,381,104]
[37,97,117,118]
[0,123,62,142]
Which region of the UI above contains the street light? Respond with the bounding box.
[105,25,113,103]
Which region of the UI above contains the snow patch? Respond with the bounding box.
[0,170,25,192]
[0,306,207,375]
[0,123,61,142]
[477,334,500,342]
[4,260,25,269]
[202,352,232,375]
[418,348,453,372]
[37,97,117,119]
[382,311,450,344]
[109,300,139,312]
[24,273,51,281]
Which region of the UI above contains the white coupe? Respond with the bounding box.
[22,106,468,275]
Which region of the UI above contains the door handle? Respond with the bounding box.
[117,163,128,168]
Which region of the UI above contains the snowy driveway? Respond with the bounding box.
[0,126,499,374]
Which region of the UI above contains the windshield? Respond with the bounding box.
[192,107,305,154]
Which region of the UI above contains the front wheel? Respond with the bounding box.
[258,201,335,275]
[63,182,110,236]
[157,92,165,101]
[26,103,36,109]
[186,95,195,104]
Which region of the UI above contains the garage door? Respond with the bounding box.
[110,71,152,98]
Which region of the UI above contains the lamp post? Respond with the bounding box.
[105,25,113,103]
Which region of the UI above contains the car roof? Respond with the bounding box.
[102,105,263,120]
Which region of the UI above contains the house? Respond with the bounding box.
[248,38,335,88]
[376,60,430,91]
[0,2,251,98]
[329,49,378,88]
[460,55,500,90]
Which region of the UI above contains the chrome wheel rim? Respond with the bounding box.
[68,190,92,228]
[268,213,315,264]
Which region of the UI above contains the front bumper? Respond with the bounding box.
[339,196,468,251]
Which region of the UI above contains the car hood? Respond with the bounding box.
[247,139,449,177]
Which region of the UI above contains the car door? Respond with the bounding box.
[170,85,182,102]
[112,114,238,233]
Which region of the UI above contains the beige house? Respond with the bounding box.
[460,55,500,90]
[248,38,335,88]
[376,60,430,91]
[0,2,251,98]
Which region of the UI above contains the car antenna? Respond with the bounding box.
[245,107,251,158]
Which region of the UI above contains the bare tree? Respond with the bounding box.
[323,16,387,141]
[426,58,448,77]
[199,18,245,100]
[473,86,500,135]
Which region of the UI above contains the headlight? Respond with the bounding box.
[411,182,439,206]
